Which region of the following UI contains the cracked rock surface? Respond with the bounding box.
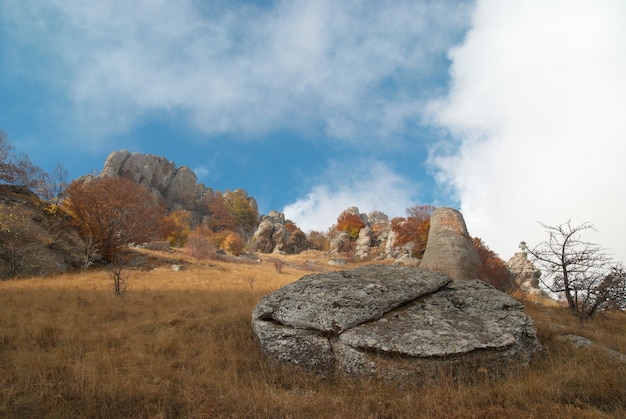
[252,265,542,381]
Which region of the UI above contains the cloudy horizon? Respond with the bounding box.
[1,0,624,262]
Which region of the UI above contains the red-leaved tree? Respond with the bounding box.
[472,237,513,291]
[336,211,365,240]
[63,176,165,261]
[391,205,435,258]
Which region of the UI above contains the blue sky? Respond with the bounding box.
[1,1,625,262]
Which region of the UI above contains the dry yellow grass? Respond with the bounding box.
[1,252,625,418]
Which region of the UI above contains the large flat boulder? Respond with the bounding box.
[252,265,542,382]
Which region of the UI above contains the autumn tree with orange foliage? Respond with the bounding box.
[336,211,365,240]
[222,231,245,256]
[63,176,165,261]
[472,237,513,291]
[206,192,236,232]
[282,220,310,254]
[307,230,327,251]
[391,205,435,258]
[161,209,192,247]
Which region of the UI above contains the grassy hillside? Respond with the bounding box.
[0,252,625,418]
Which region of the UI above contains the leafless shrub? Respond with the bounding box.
[273,259,283,273]
[185,231,217,260]
[109,256,129,296]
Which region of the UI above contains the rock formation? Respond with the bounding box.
[367,210,390,248]
[420,207,482,280]
[323,207,395,259]
[165,166,197,203]
[250,211,288,253]
[329,231,351,256]
[252,265,542,382]
[97,150,213,208]
[507,252,544,296]
[354,226,372,259]
[93,150,258,237]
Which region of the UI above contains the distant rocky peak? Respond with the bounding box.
[96,150,254,221]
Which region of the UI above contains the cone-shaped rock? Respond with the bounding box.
[420,207,482,280]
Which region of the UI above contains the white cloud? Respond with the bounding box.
[192,166,210,181]
[2,0,470,147]
[283,160,418,232]
[429,0,626,261]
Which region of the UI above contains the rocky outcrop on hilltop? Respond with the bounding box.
[250,211,288,253]
[92,150,258,236]
[325,207,395,259]
[354,226,373,258]
[252,265,542,382]
[507,252,545,296]
[420,207,482,280]
[97,150,214,209]
[250,211,309,255]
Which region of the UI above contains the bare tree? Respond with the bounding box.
[0,130,58,198]
[109,255,129,295]
[522,220,625,318]
[0,130,14,183]
[37,162,70,201]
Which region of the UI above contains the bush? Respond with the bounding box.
[161,209,192,247]
[391,205,435,258]
[336,211,365,240]
[184,228,217,260]
[223,232,245,256]
[472,237,513,291]
[307,230,327,251]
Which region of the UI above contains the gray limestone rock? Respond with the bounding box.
[330,231,351,256]
[98,151,225,209]
[354,226,372,259]
[100,150,131,178]
[165,166,197,202]
[420,207,482,280]
[100,150,177,195]
[507,252,544,296]
[251,211,288,254]
[252,265,542,382]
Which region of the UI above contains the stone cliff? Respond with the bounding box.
[98,150,214,209]
[93,150,258,236]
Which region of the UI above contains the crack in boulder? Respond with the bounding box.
[252,265,452,333]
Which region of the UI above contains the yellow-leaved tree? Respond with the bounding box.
[161,209,192,247]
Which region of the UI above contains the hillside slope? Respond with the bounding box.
[0,185,83,278]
